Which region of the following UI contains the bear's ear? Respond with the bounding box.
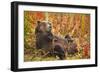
[37,21,41,25]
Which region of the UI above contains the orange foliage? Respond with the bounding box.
[24,11,90,61]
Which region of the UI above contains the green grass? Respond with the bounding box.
[24,48,90,62]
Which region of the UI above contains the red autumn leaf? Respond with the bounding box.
[36,12,44,19]
[83,44,90,57]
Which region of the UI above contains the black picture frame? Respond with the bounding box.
[11,1,98,72]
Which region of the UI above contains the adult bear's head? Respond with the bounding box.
[35,21,52,34]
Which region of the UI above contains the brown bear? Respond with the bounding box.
[65,35,78,56]
[35,21,53,50]
[35,21,78,60]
